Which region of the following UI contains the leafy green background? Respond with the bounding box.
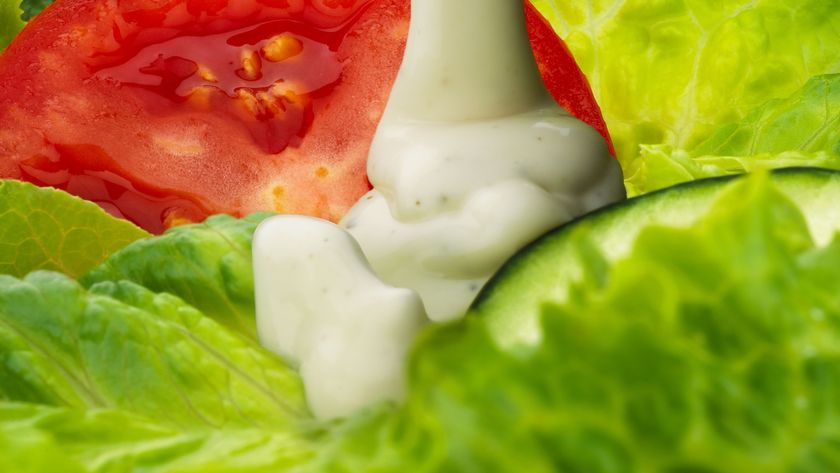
[533,0,840,192]
[20,0,52,21]
[0,180,149,278]
[0,272,308,427]
[626,74,840,194]
[0,180,317,471]
[1,1,56,50]
[693,74,840,157]
[0,403,316,472]
[0,272,318,471]
[0,2,25,50]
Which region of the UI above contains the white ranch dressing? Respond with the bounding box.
[253,216,427,419]
[254,0,625,419]
[342,0,625,321]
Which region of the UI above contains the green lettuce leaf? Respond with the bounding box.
[20,0,54,21]
[0,403,314,473]
[0,2,25,50]
[2,0,57,50]
[533,0,840,166]
[0,180,150,278]
[314,174,840,472]
[0,271,308,429]
[625,146,840,195]
[625,75,840,194]
[692,74,840,157]
[82,213,272,340]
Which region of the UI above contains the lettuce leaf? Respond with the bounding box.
[0,403,314,473]
[533,0,840,166]
[20,0,54,21]
[625,74,840,194]
[2,1,57,50]
[0,272,307,429]
[0,180,150,278]
[313,174,840,472]
[0,2,25,50]
[625,146,840,195]
[82,213,272,340]
[692,74,840,157]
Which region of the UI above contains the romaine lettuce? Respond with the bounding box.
[0,1,54,50]
[20,0,53,21]
[692,74,840,157]
[0,403,315,472]
[0,2,24,50]
[82,214,273,340]
[0,180,149,278]
[0,272,307,428]
[625,74,840,194]
[625,146,840,195]
[533,0,840,185]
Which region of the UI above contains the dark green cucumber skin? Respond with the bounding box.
[471,168,840,352]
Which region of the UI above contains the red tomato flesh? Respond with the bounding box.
[0,0,611,234]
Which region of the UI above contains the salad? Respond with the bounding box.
[1,0,840,472]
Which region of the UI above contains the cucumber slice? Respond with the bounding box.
[471,168,840,351]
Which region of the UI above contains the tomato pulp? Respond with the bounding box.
[0,0,611,233]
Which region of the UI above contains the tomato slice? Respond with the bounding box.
[0,0,611,234]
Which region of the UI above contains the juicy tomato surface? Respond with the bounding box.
[0,0,611,234]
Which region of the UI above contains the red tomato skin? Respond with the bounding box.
[0,0,611,234]
[525,6,615,156]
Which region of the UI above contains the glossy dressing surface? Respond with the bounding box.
[253,216,427,420]
[343,0,625,321]
[254,0,625,419]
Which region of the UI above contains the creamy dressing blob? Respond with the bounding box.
[253,216,427,419]
[341,0,625,321]
[254,0,625,419]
